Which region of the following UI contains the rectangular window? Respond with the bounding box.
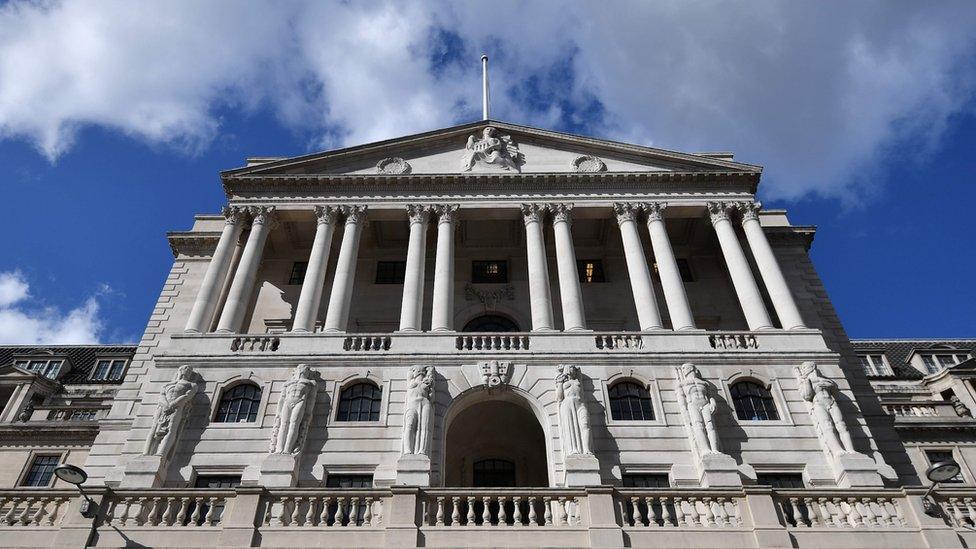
[922,354,939,374]
[194,475,242,489]
[756,473,805,489]
[22,455,61,487]
[288,261,308,285]
[18,359,62,379]
[926,450,963,483]
[325,474,374,488]
[622,473,670,488]
[858,354,890,376]
[91,359,127,381]
[577,259,606,283]
[375,261,407,284]
[68,410,97,421]
[472,260,508,284]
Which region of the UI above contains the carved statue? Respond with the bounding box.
[556,364,592,456]
[269,364,317,454]
[460,126,521,172]
[795,361,856,458]
[143,365,198,458]
[401,366,435,455]
[674,363,721,457]
[950,395,972,418]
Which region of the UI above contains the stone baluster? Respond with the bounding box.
[739,202,805,329]
[528,497,538,526]
[318,497,331,526]
[302,497,316,527]
[175,497,191,526]
[399,205,431,332]
[701,497,715,527]
[216,206,277,333]
[118,498,131,526]
[614,203,664,330]
[466,496,476,526]
[482,496,491,525]
[431,205,459,331]
[348,497,360,527]
[522,204,555,331]
[951,498,966,527]
[498,496,508,526]
[631,496,643,526]
[205,497,219,526]
[789,497,803,526]
[513,496,523,526]
[706,202,773,331]
[185,206,246,333]
[292,206,339,333]
[673,497,685,526]
[451,496,460,526]
[847,498,862,527]
[805,498,820,527]
[686,498,700,527]
[323,206,367,332]
[544,497,553,525]
[549,203,587,331]
[189,497,203,526]
[713,498,729,526]
[333,497,345,527]
[364,497,375,527]
[644,202,696,330]
[661,497,673,526]
[435,497,445,526]
[860,499,876,526]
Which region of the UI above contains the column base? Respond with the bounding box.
[259,453,300,487]
[320,328,346,333]
[214,328,235,334]
[564,454,602,486]
[183,328,203,334]
[395,454,431,486]
[290,328,312,334]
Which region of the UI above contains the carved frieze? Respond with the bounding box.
[464,284,515,310]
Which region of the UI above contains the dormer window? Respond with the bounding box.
[920,353,971,374]
[857,354,892,376]
[91,358,128,381]
[14,359,63,380]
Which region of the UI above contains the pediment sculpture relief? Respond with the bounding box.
[572,155,607,173]
[460,126,522,172]
[376,156,411,175]
[269,363,317,455]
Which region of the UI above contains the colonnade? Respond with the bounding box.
[184,201,805,334]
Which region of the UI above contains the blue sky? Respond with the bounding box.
[0,1,974,343]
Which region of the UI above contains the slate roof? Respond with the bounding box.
[850,339,976,380]
[0,345,136,384]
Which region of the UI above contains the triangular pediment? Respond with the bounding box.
[223,120,760,178]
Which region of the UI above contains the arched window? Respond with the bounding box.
[463,314,520,332]
[730,380,779,421]
[215,383,261,423]
[608,381,654,421]
[337,382,382,422]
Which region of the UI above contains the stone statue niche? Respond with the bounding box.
[460,126,522,172]
[555,364,592,456]
[401,365,434,456]
[269,363,317,455]
[143,365,198,460]
[674,363,721,460]
[794,361,857,460]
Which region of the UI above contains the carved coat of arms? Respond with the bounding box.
[460,126,522,172]
[480,360,511,388]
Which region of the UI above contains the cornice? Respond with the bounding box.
[764,225,816,251]
[167,231,222,258]
[0,422,99,441]
[221,171,761,199]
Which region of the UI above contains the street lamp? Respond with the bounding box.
[53,464,97,518]
[923,459,962,518]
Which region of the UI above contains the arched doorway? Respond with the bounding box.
[462,314,520,332]
[443,390,549,487]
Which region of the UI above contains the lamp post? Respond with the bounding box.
[53,464,97,518]
[922,459,962,519]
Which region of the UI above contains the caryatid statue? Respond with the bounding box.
[795,361,856,458]
[143,365,198,459]
[460,126,521,172]
[674,363,721,458]
[401,366,434,455]
[556,364,593,456]
[270,364,317,455]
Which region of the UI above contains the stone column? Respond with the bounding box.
[550,203,587,331]
[323,206,367,332]
[739,202,806,330]
[292,206,339,333]
[215,206,276,333]
[644,202,696,330]
[398,205,431,332]
[184,206,246,333]
[707,202,773,331]
[521,204,555,331]
[613,203,663,331]
[430,204,458,332]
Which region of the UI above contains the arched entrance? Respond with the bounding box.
[462,314,520,332]
[443,389,549,487]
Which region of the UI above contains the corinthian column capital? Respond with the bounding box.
[341,205,368,225]
[521,203,546,225]
[433,204,459,225]
[406,204,432,225]
[613,202,641,225]
[737,201,762,222]
[313,205,340,226]
[706,201,734,224]
[644,202,667,222]
[222,206,247,226]
[249,206,278,228]
[548,203,574,225]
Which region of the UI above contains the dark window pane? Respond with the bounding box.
[608,382,654,421]
[676,258,694,282]
[577,260,606,283]
[622,473,670,488]
[731,381,779,421]
[375,261,407,284]
[337,383,382,421]
[92,360,111,381]
[288,261,308,285]
[473,459,516,487]
[462,315,520,332]
[756,473,804,489]
[215,384,262,423]
[472,260,508,284]
[22,455,60,487]
[325,474,373,488]
[109,360,127,380]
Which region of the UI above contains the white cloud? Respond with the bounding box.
[0,0,974,202]
[0,271,104,344]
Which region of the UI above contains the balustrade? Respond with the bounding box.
[709,333,759,350]
[456,334,530,351]
[422,489,584,527]
[0,492,71,527]
[262,490,385,527]
[617,490,741,528]
[342,335,391,352]
[230,336,280,352]
[104,490,234,527]
[594,333,644,350]
[774,492,905,528]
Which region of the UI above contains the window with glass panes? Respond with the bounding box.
[921,353,971,374]
[858,354,891,376]
[756,473,805,488]
[336,383,382,421]
[15,359,63,379]
[215,384,262,423]
[21,455,60,487]
[375,261,407,284]
[608,382,655,421]
[622,473,670,488]
[325,474,373,526]
[926,450,964,483]
[91,358,127,381]
[576,259,606,283]
[730,381,779,421]
[68,410,97,421]
[471,260,508,283]
[187,475,241,525]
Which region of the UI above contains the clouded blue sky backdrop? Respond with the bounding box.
[0,0,974,343]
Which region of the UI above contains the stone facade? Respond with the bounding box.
[0,121,973,547]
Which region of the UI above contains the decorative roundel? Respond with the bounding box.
[376,157,411,175]
[572,155,607,173]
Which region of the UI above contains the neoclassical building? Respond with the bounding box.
[1,121,975,548]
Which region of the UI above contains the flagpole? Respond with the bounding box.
[481,54,490,120]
